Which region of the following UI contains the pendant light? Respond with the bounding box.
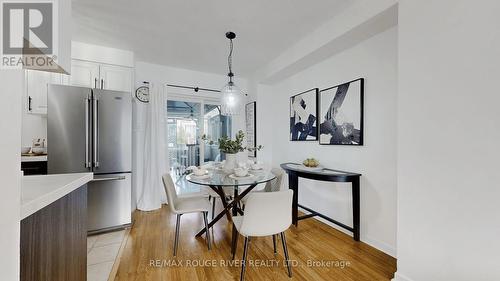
[220,31,242,116]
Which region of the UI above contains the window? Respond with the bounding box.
[167,98,231,174]
[167,101,201,170]
[203,104,231,162]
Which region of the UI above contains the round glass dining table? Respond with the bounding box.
[186,167,276,237]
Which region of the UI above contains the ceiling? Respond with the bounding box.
[72,0,355,77]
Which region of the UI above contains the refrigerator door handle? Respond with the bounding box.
[92,175,126,182]
[85,98,91,168]
[93,98,99,168]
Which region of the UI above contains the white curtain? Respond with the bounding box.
[136,82,168,211]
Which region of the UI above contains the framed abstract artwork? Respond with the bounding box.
[245,101,257,157]
[319,78,364,145]
[290,88,318,141]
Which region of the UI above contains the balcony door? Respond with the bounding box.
[166,96,231,174]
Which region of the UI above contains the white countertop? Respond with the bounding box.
[21,173,93,220]
[21,155,47,162]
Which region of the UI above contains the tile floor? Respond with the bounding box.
[87,230,126,281]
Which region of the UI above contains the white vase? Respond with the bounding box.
[224,153,237,171]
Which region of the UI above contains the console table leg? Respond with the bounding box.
[352,178,360,241]
[288,173,299,227]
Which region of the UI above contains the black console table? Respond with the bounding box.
[280,163,362,241]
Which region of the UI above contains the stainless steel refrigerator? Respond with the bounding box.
[47,85,132,234]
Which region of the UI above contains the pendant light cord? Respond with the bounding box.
[228,39,234,82]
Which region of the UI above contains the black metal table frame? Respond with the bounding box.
[280,163,361,241]
[194,183,257,237]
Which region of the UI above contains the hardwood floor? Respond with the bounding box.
[114,205,396,281]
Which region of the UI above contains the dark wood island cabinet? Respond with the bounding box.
[20,185,87,281]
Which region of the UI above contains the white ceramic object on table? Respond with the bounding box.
[250,161,264,170]
[193,167,208,176]
[229,173,254,180]
[31,147,45,155]
[224,153,237,171]
[234,167,249,177]
[299,165,324,172]
[21,147,31,154]
[190,174,211,180]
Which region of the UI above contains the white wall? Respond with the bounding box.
[0,70,23,281]
[395,1,500,280]
[259,27,398,256]
[245,82,274,164]
[21,113,47,147]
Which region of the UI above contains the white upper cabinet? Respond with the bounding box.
[69,59,133,92]
[25,70,63,115]
[69,60,100,88]
[25,43,134,115]
[99,64,133,92]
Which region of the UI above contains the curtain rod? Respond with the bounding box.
[166,84,220,93]
[141,82,247,96]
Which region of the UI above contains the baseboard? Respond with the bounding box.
[392,272,414,281]
[298,207,397,257]
[362,235,396,257]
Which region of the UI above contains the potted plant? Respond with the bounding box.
[201,130,262,170]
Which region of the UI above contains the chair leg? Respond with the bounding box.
[211,198,216,220]
[173,214,181,256]
[280,232,292,278]
[203,212,211,250]
[272,234,277,255]
[240,237,250,281]
[231,222,239,259]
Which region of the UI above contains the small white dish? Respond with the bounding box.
[229,173,254,180]
[250,162,263,170]
[31,147,46,155]
[300,165,324,172]
[234,167,249,177]
[193,168,208,176]
[186,166,197,171]
[190,174,211,180]
[21,147,31,154]
[192,167,208,176]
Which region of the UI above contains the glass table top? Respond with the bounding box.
[186,167,276,187]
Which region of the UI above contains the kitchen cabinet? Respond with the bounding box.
[99,64,133,92]
[25,60,133,115]
[69,59,100,88]
[21,184,87,281]
[21,161,48,176]
[70,59,133,92]
[25,69,64,115]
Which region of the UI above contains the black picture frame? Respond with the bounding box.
[289,88,319,141]
[319,78,364,146]
[245,101,257,157]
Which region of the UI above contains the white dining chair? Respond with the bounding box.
[231,189,294,281]
[240,167,285,207]
[162,174,212,256]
